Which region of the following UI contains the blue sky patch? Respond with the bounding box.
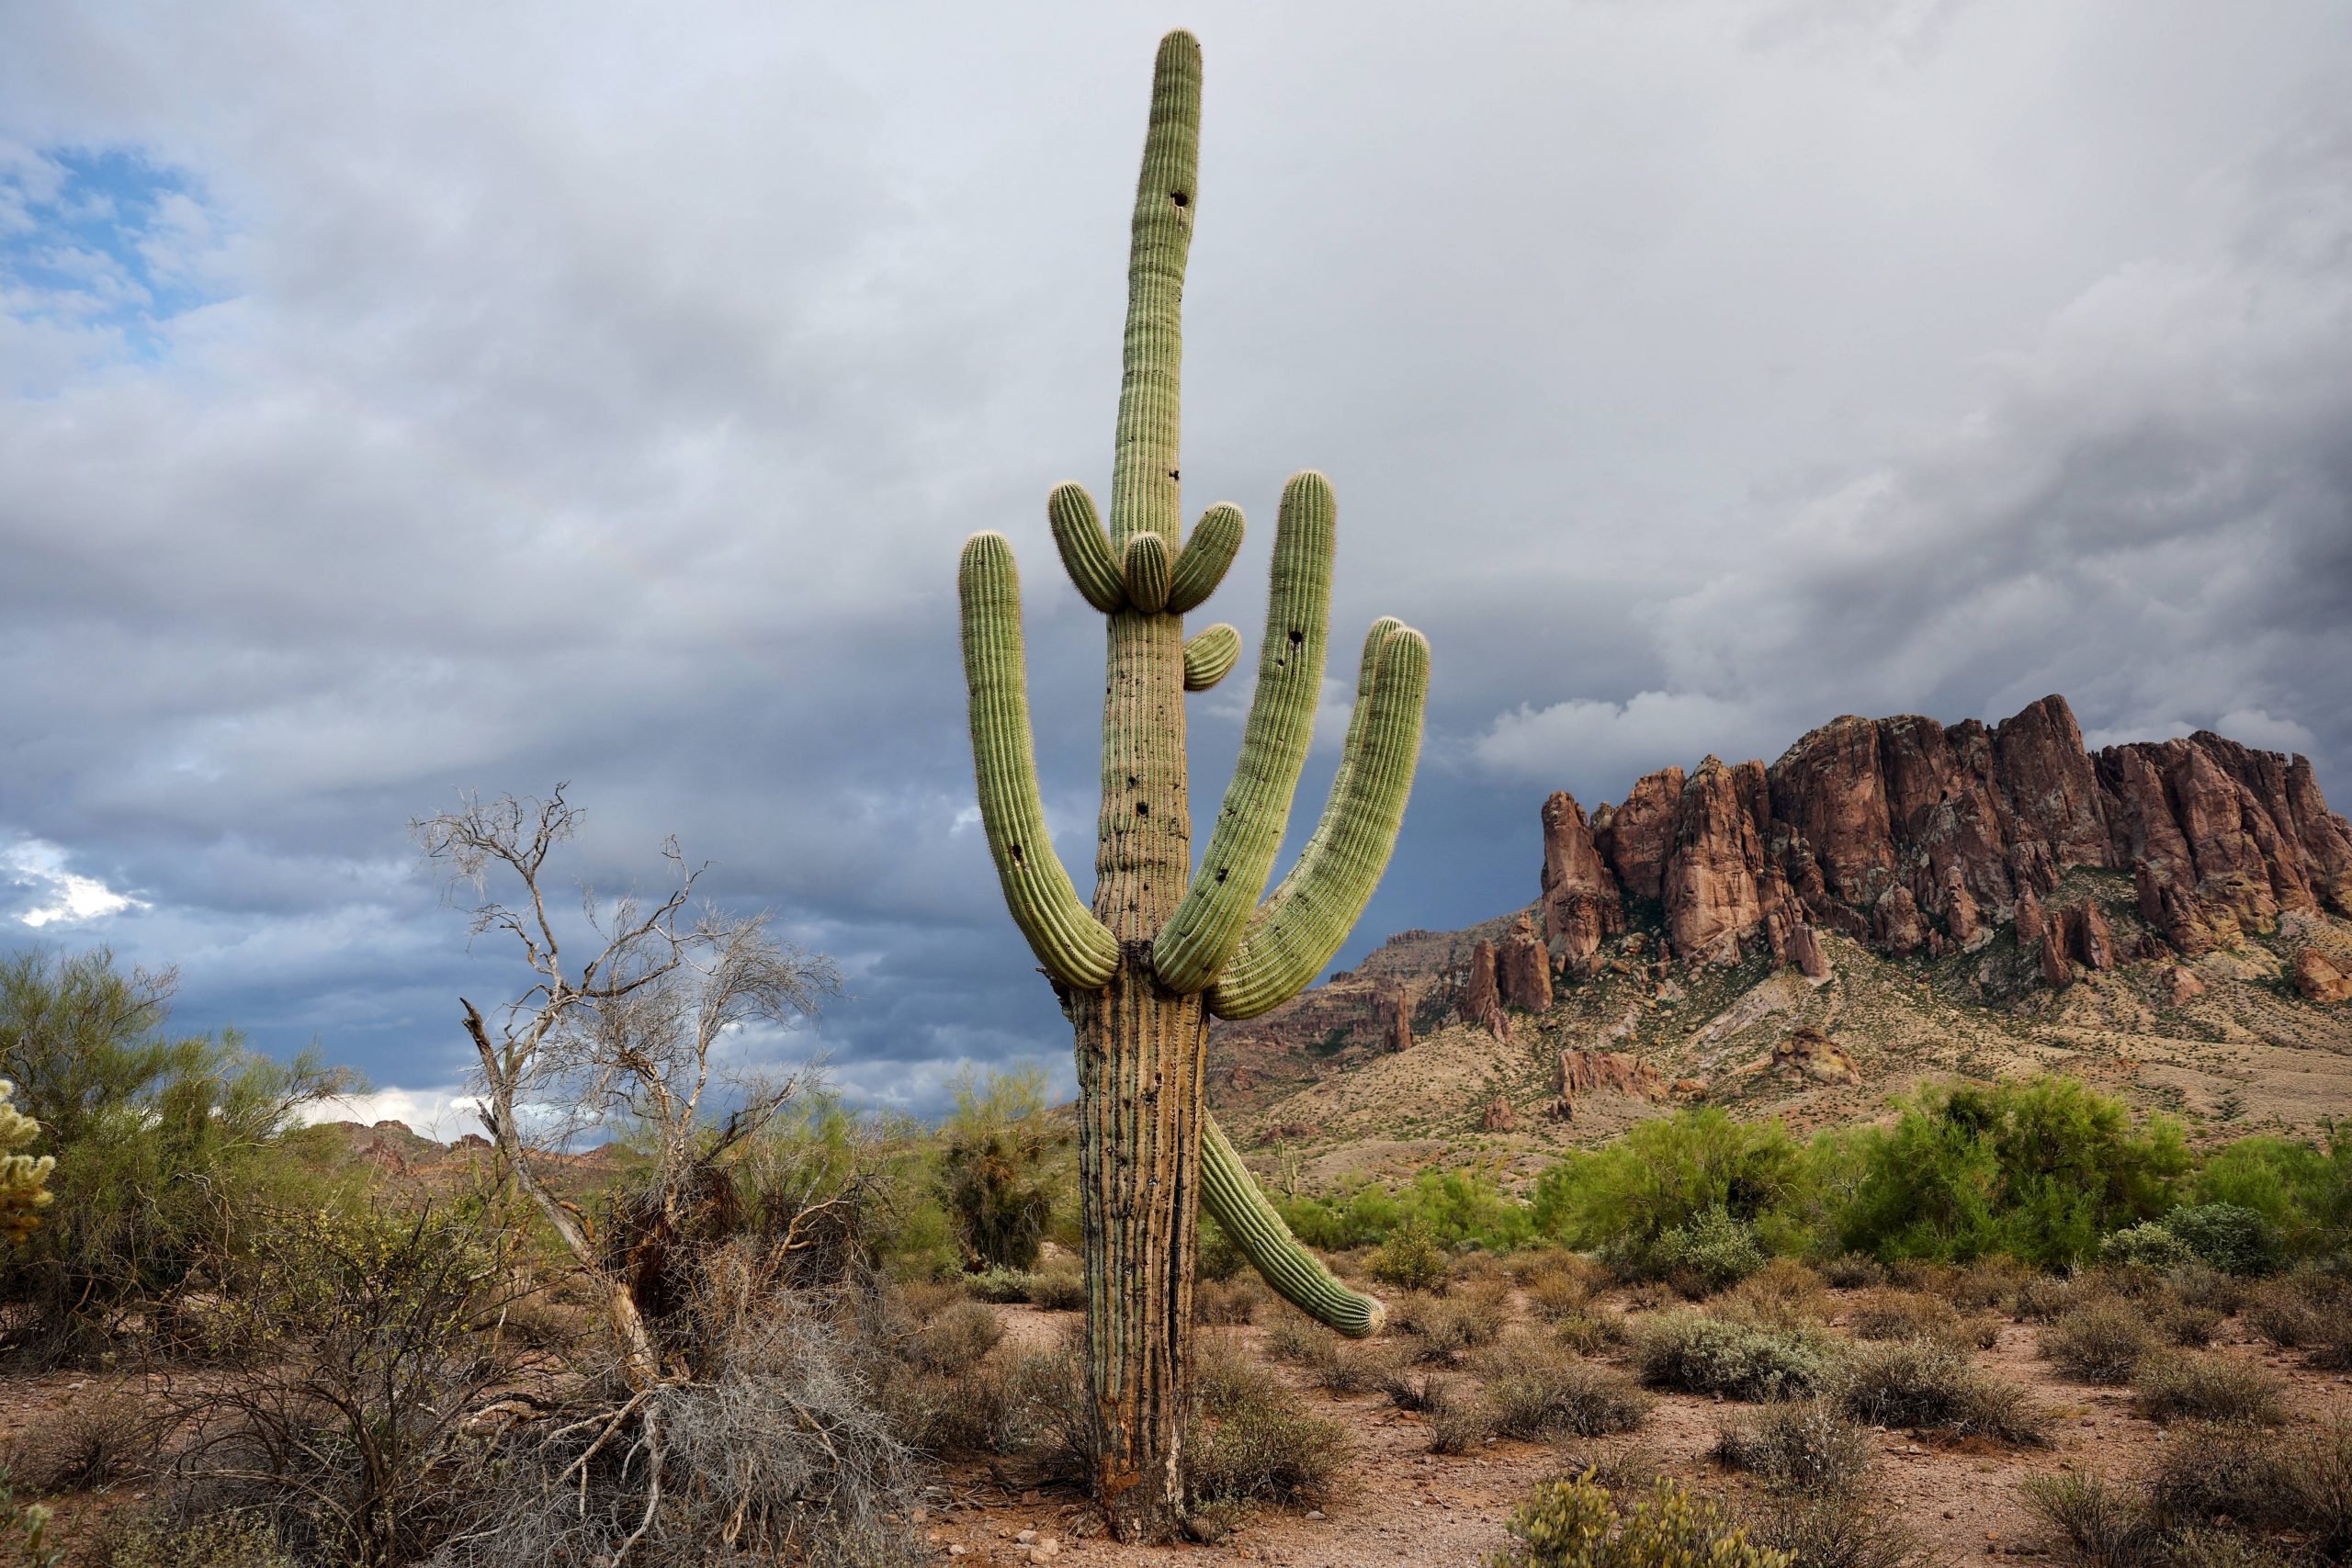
[0,144,224,360]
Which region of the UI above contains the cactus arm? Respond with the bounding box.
[1150,471,1336,991]
[1200,1111,1384,1336]
[1209,622,1428,1021]
[958,532,1122,989]
[1182,624,1241,691]
[1167,502,1244,614]
[1110,31,1200,552]
[1048,482,1125,613]
[1123,534,1171,614]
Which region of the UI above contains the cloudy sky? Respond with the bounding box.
[4,0,2347,1129]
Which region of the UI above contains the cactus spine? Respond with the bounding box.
[956,30,1428,1540]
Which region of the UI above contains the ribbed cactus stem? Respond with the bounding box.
[1110,30,1199,550]
[1210,622,1429,1019]
[958,533,1122,989]
[1182,624,1241,691]
[1150,470,1336,991]
[1200,1112,1383,1337]
[1049,481,1124,613]
[1123,533,1171,613]
[1167,502,1244,613]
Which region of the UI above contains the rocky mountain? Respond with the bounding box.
[1207,696,2352,1188]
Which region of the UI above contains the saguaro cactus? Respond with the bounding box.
[956,30,1429,1540]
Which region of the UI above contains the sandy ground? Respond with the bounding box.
[917,1292,2352,1567]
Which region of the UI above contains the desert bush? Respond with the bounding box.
[1553,1307,1626,1355]
[2131,1355,2286,1427]
[100,1514,296,1568]
[1827,1075,2188,1269]
[1489,1473,1789,1568]
[1193,1276,1261,1325]
[2164,1264,2246,1316]
[1275,1166,1535,1253]
[1428,1395,1496,1455]
[1476,1334,1651,1439]
[2043,1299,2162,1383]
[1634,1311,1837,1401]
[1933,1254,2035,1313]
[2,1382,157,1493]
[936,1067,1065,1272]
[2193,1130,2352,1261]
[1027,1263,1088,1312]
[2013,1270,2097,1324]
[1738,1489,1933,1568]
[1314,1337,1402,1396]
[1717,1258,1831,1330]
[1183,1376,1349,1513]
[2026,1472,2164,1568]
[1262,1315,1336,1369]
[965,1265,1035,1303]
[1372,1220,1451,1292]
[1395,1282,1510,1361]
[1197,1213,1248,1282]
[1713,1399,1871,1494]
[2156,1302,2224,1348]
[986,1339,1092,1486]
[1820,1254,1886,1290]
[1375,1359,1462,1416]
[1847,1289,1962,1344]
[2244,1271,2352,1366]
[903,1298,1002,1374]
[1834,1339,2046,1445]
[2102,1222,2195,1271]
[1529,1269,1598,1322]
[1652,1206,1767,1293]
[0,949,357,1358]
[2161,1204,2279,1277]
[1532,1109,1809,1263]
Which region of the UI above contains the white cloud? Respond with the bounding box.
[1473,691,1781,792]
[5,838,147,927]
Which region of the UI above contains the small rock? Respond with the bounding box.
[1015,1530,1036,1545]
[1306,1510,1325,1520]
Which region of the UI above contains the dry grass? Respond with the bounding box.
[2131,1354,2288,1427]
[1834,1338,2047,1445]
[1473,1332,1651,1439]
[2042,1299,2163,1384]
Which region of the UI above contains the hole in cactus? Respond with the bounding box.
[1136,801,1149,818]
[1171,190,1189,207]
[1288,629,1305,647]
[1010,844,1025,868]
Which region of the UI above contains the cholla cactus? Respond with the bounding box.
[957,30,1428,1537]
[0,1081,54,1245]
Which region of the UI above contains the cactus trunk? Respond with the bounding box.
[955,28,1428,1542]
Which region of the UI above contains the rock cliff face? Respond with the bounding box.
[1537,695,2352,972]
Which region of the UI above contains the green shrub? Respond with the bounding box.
[2159,1204,2278,1277]
[935,1067,1065,1272]
[1833,1339,2046,1445]
[1650,1206,1766,1292]
[2132,1354,2287,1427]
[1489,1474,1791,1568]
[904,1299,1003,1375]
[1827,1075,2188,1269]
[1531,1110,1808,1261]
[2102,1222,2195,1271]
[1197,1213,1248,1282]
[99,1514,295,1568]
[1712,1399,1871,1494]
[1183,1382,1349,1510]
[1371,1220,1450,1292]
[1028,1264,1088,1312]
[2193,1131,2352,1260]
[2044,1299,2164,1384]
[1634,1311,1837,1401]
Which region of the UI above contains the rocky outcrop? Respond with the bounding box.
[1787,922,1831,980]
[1457,942,1509,1038]
[1374,980,1411,1053]
[1769,1026,1860,1085]
[1539,792,1624,976]
[1538,695,2349,978]
[1549,1047,1668,1122]
[1477,1095,1519,1134]
[1496,914,1554,1013]
[2296,950,2352,1005]
[2165,966,2206,1006]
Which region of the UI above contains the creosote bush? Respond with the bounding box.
[1475,1333,1651,1439]
[2043,1299,2162,1384]
[1832,1338,2047,1445]
[1488,1473,1791,1568]
[1713,1399,1871,1495]
[2131,1354,2287,1427]
[1371,1220,1450,1292]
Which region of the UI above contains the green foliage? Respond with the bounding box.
[1277,1165,1532,1253]
[0,948,358,1353]
[1826,1076,2188,1268]
[1634,1312,1838,1402]
[0,1468,59,1568]
[2101,1222,2195,1271]
[2159,1203,2280,1277]
[1650,1207,1766,1292]
[2192,1132,2351,1258]
[936,1067,1064,1272]
[1531,1110,1807,1264]
[1491,1474,1792,1568]
[1370,1220,1449,1292]
[0,1080,51,1246]
[99,1515,292,1568]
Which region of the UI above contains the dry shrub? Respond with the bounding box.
[1935,1256,2033,1314]
[4,1383,157,1493]
[1834,1339,2047,1445]
[2245,1272,2352,1367]
[2157,1303,2224,1348]
[1475,1333,1651,1439]
[1314,1338,1401,1396]
[2025,1471,2163,1567]
[1634,1310,1838,1401]
[1374,1359,1461,1416]
[1741,1489,1936,1568]
[2165,1264,2246,1317]
[1509,1249,1607,1292]
[1261,1315,1336,1369]
[1551,1308,1624,1356]
[2043,1299,2162,1384]
[2131,1354,2287,1427]
[1183,1365,1349,1514]
[1025,1264,1088,1313]
[1451,1249,1510,1288]
[903,1299,1002,1375]
[2035,1420,2352,1567]
[1394,1282,1509,1362]
[1848,1288,1962,1343]
[1717,1258,1831,1331]
[1527,1269,1598,1324]
[1821,1254,1887,1290]
[1425,1396,1495,1456]
[99,1514,298,1568]
[1713,1399,1872,1495]
[1193,1276,1262,1326]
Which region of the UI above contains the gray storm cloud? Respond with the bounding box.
[2,0,2345,1114]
